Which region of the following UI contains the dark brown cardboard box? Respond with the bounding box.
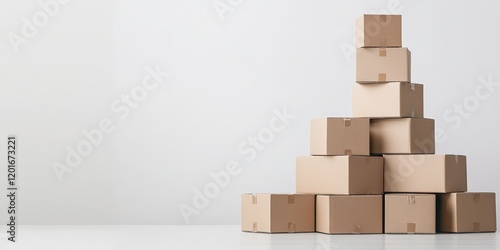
[385,194,436,234]
[316,195,383,234]
[310,118,369,156]
[356,48,411,83]
[241,194,315,233]
[370,118,435,154]
[356,14,402,48]
[352,82,423,118]
[296,155,383,195]
[384,154,467,193]
[437,192,496,233]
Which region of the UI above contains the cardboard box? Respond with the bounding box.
[316,195,383,234]
[352,82,423,118]
[296,155,383,195]
[384,154,467,193]
[370,118,435,154]
[356,48,411,83]
[241,194,315,233]
[356,14,402,48]
[437,192,497,233]
[385,194,436,234]
[310,118,369,156]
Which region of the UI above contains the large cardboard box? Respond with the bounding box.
[370,118,435,154]
[437,192,497,233]
[316,195,383,234]
[241,194,315,233]
[385,194,436,234]
[356,14,402,48]
[352,82,423,118]
[310,118,369,156]
[296,155,383,195]
[356,48,411,83]
[384,154,467,193]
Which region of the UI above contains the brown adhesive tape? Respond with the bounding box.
[378,73,386,81]
[407,223,416,234]
[288,194,295,204]
[473,222,480,232]
[379,49,387,57]
[473,193,480,204]
[344,149,352,155]
[252,222,258,232]
[252,194,257,204]
[379,39,387,47]
[288,222,296,233]
[379,15,387,22]
[343,118,351,127]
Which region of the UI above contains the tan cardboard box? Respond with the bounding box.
[241,193,315,233]
[385,194,436,234]
[356,48,411,83]
[316,195,383,234]
[296,155,383,195]
[370,118,435,154]
[352,82,423,118]
[437,192,497,233]
[384,154,467,193]
[310,118,369,156]
[356,14,402,48]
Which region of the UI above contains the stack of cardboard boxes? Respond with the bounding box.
[241,14,497,234]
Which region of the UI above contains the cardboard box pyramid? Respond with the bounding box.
[241,14,497,234]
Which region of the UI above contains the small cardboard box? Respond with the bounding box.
[316,195,383,234]
[356,14,402,48]
[437,192,497,233]
[356,48,411,83]
[370,118,435,154]
[385,194,436,234]
[310,118,369,156]
[352,82,423,118]
[241,193,315,233]
[296,155,383,195]
[384,154,467,193]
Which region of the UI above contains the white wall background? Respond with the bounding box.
[0,0,499,225]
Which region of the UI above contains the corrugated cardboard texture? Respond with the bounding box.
[384,155,467,193]
[370,118,435,154]
[310,118,370,156]
[316,195,383,234]
[241,194,315,233]
[296,156,383,195]
[356,14,402,48]
[385,194,436,234]
[437,192,496,233]
[356,48,411,83]
[352,82,423,118]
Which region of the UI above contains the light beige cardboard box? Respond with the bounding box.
[352,82,423,118]
[241,194,315,233]
[310,118,369,156]
[384,154,467,193]
[385,194,436,234]
[370,118,435,154]
[356,14,402,48]
[316,195,382,234]
[437,192,497,233]
[296,155,383,195]
[356,48,411,83]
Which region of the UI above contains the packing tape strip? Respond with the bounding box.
[344,149,352,155]
[379,15,387,22]
[407,223,416,234]
[411,110,415,117]
[252,222,258,232]
[473,222,480,232]
[379,49,387,57]
[353,224,361,234]
[288,194,295,204]
[407,195,416,205]
[473,193,480,203]
[378,73,386,81]
[410,83,415,91]
[343,118,351,127]
[252,194,257,204]
[379,39,387,47]
[288,222,296,233]
[455,155,459,163]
